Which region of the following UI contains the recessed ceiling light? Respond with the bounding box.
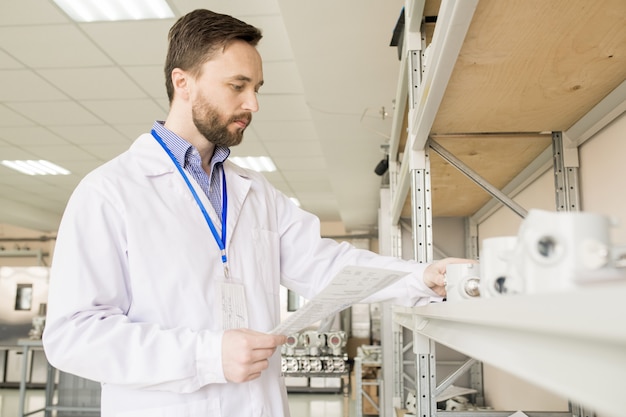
[1,160,71,176]
[231,156,277,173]
[53,0,174,22]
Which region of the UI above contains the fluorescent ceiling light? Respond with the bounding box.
[1,160,71,176]
[231,156,277,173]
[53,0,174,22]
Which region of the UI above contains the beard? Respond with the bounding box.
[192,99,251,148]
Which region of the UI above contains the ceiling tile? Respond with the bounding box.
[11,186,65,204]
[0,183,17,196]
[0,201,62,232]
[0,147,40,159]
[0,126,68,146]
[54,160,105,177]
[279,170,329,182]
[261,170,287,182]
[49,125,129,145]
[262,61,305,95]
[0,25,113,68]
[266,179,291,195]
[0,169,52,187]
[287,179,333,193]
[0,50,23,69]
[170,0,281,17]
[81,20,172,66]
[0,1,70,25]
[0,104,35,127]
[239,126,260,142]
[80,143,130,161]
[37,67,148,100]
[0,70,67,101]
[273,156,327,171]
[306,210,342,223]
[300,196,340,208]
[252,120,318,141]
[6,101,103,125]
[111,124,154,140]
[264,140,323,157]
[246,15,295,62]
[125,66,168,99]
[155,98,170,113]
[15,180,66,197]
[80,99,166,125]
[296,193,340,212]
[20,144,101,162]
[255,95,311,121]
[230,137,268,157]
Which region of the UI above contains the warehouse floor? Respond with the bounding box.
[0,388,358,417]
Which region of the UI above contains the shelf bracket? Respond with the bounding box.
[408,49,422,110]
[552,131,580,213]
[414,334,436,417]
[428,138,528,218]
[410,149,433,263]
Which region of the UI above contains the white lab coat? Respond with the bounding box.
[43,133,440,417]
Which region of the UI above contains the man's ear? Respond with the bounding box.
[171,68,190,100]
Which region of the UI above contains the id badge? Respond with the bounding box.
[218,279,249,330]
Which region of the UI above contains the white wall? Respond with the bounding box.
[477,171,555,240]
[433,216,467,258]
[477,111,626,414]
[579,112,626,245]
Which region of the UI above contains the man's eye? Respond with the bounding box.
[231,84,244,91]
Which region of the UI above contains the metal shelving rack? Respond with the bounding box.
[378,0,626,416]
[17,339,101,417]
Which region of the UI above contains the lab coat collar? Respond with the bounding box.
[130,133,252,250]
[221,160,251,249]
[131,133,177,176]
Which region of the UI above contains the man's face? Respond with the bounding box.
[189,40,263,148]
[191,97,249,148]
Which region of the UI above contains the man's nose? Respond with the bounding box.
[242,91,259,113]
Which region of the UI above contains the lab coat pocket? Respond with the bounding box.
[116,398,220,417]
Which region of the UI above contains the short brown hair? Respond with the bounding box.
[164,9,263,103]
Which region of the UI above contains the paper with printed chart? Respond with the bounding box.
[271,266,408,335]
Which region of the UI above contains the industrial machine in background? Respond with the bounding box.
[281,330,348,374]
[0,266,49,387]
[0,266,49,345]
[0,266,101,417]
[281,330,349,393]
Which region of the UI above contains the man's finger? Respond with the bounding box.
[249,347,277,362]
[243,330,287,349]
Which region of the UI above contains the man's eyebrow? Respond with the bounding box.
[231,75,264,87]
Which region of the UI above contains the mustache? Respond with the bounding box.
[230,113,252,125]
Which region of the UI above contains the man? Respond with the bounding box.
[43,9,469,417]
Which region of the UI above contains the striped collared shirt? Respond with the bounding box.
[152,121,230,218]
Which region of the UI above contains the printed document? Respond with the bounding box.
[271,265,408,335]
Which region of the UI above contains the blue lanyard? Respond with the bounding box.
[151,130,230,277]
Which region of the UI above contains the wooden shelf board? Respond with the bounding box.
[400,134,552,218]
[432,0,626,134]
